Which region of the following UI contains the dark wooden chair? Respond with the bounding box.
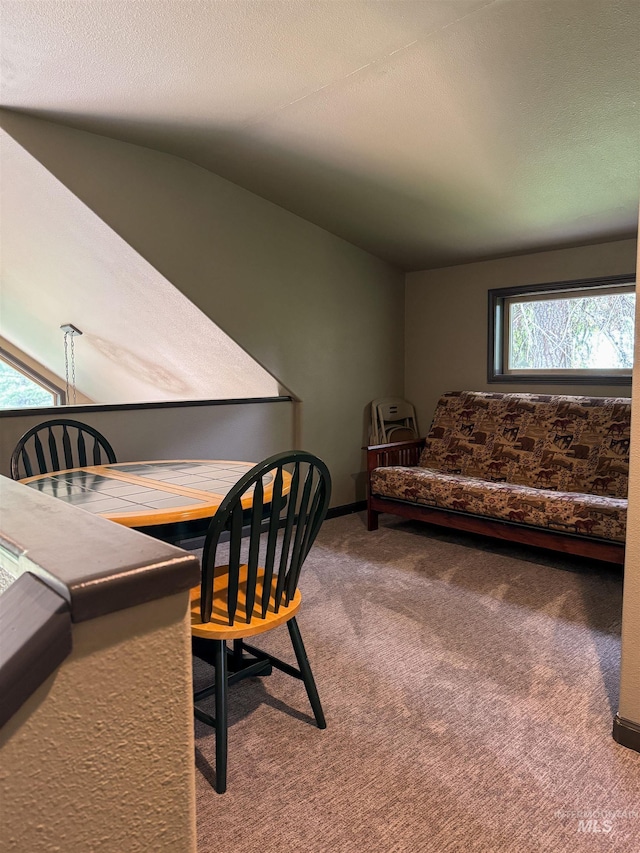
[191,450,331,793]
[10,419,117,480]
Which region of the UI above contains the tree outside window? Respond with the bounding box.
[0,351,62,409]
[488,275,635,384]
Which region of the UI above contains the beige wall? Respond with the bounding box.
[0,111,405,506]
[0,592,197,853]
[0,400,294,479]
[618,236,640,728]
[405,239,637,431]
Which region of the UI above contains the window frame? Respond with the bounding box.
[0,346,66,408]
[487,273,636,385]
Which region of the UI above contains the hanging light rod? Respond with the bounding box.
[60,323,83,336]
[61,324,82,405]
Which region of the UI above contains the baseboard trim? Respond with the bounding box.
[612,714,640,753]
[326,501,367,520]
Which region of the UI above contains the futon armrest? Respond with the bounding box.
[366,438,426,474]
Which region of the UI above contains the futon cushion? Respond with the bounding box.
[370,466,627,543]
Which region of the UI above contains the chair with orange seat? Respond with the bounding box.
[190,450,331,793]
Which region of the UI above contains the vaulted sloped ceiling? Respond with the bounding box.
[1,0,638,271]
[0,130,280,404]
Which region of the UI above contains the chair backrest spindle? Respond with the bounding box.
[33,433,47,474]
[261,466,284,618]
[274,462,298,613]
[244,474,264,623]
[77,430,87,466]
[19,447,33,478]
[285,465,315,605]
[47,427,61,471]
[226,503,244,626]
[61,424,74,468]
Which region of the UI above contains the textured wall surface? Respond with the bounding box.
[0,592,196,853]
[405,239,638,431]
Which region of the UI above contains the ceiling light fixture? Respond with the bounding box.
[60,323,82,405]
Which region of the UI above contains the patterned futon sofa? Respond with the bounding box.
[366,391,631,564]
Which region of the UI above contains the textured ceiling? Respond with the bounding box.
[1,0,639,270]
[0,130,280,403]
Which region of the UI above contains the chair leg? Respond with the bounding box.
[214,639,228,794]
[231,638,244,671]
[287,618,326,729]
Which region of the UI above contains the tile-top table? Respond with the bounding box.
[20,460,285,531]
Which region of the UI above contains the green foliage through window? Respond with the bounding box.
[0,358,56,409]
[509,291,635,371]
[488,275,636,384]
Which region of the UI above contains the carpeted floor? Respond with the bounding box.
[193,514,640,852]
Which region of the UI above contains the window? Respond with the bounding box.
[0,348,64,409]
[488,274,635,384]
